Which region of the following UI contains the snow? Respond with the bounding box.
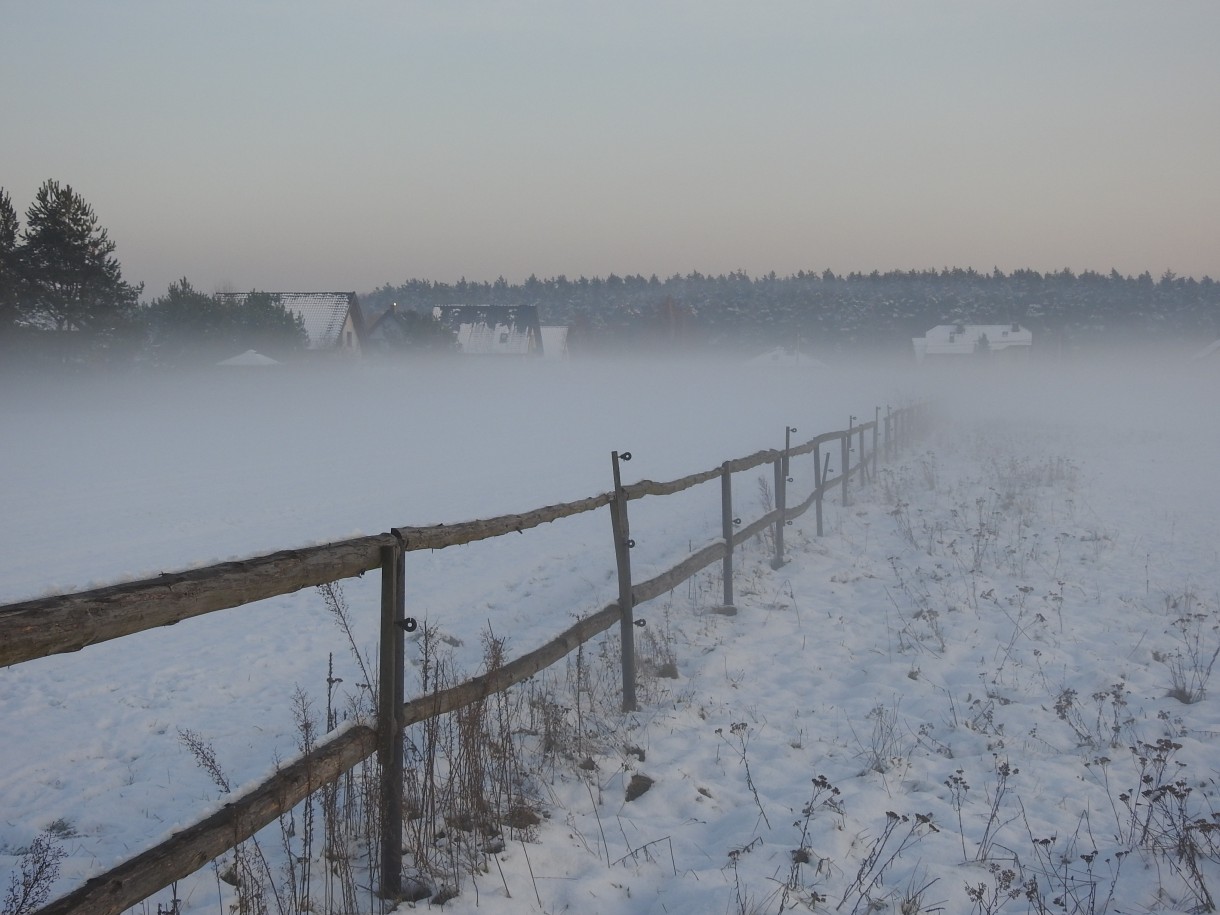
[2,352,1218,914]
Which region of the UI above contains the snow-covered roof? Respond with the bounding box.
[432,305,542,356]
[216,292,362,350]
[913,323,1031,362]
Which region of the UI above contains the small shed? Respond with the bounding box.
[913,323,1032,365]
[365,307,406,349]
[216,292,365,354]
[432,305,543,356]
[365,303,458,353]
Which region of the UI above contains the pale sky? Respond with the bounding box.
[3,1,1218,299]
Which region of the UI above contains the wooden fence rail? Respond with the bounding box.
[7,402,930,915]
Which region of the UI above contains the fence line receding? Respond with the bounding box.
[0,402,930,915]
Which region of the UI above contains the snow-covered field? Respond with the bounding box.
[2,352,1219,914]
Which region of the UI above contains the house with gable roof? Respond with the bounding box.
[432,305,544,356]
[912,323,1032,365]
[215,292,365,355]
[365,303,458,354]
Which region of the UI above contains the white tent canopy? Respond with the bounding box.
[217,350,280,367]
[744,346,827,369]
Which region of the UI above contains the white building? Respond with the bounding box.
[912,323,1032,365]
[432,305,543,356]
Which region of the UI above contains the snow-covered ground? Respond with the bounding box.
[2,352,1218,914]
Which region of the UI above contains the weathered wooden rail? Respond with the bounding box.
[3,402,930,915]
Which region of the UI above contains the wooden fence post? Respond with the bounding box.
[858,424,868,484]
[609,451,638,712]
[873,407,880,480]
[378,544,405,900]
[841,424,851,507]
[884,405,892,462]
[771,455,786,569]
[813,444,826,537]
[719,462,737,613]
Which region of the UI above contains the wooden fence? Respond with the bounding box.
[1,402,929,915]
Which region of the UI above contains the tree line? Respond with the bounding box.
[5,178,1218,367]
[365,266,1220,354]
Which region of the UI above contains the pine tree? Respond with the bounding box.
[0,188,20,332]
[20,179,142,335]
[143,277,230,360]
[142,282,307,363]
[231,291,307,355]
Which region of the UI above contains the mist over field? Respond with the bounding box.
[0,353,894,602]
[1,346,1215,602]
